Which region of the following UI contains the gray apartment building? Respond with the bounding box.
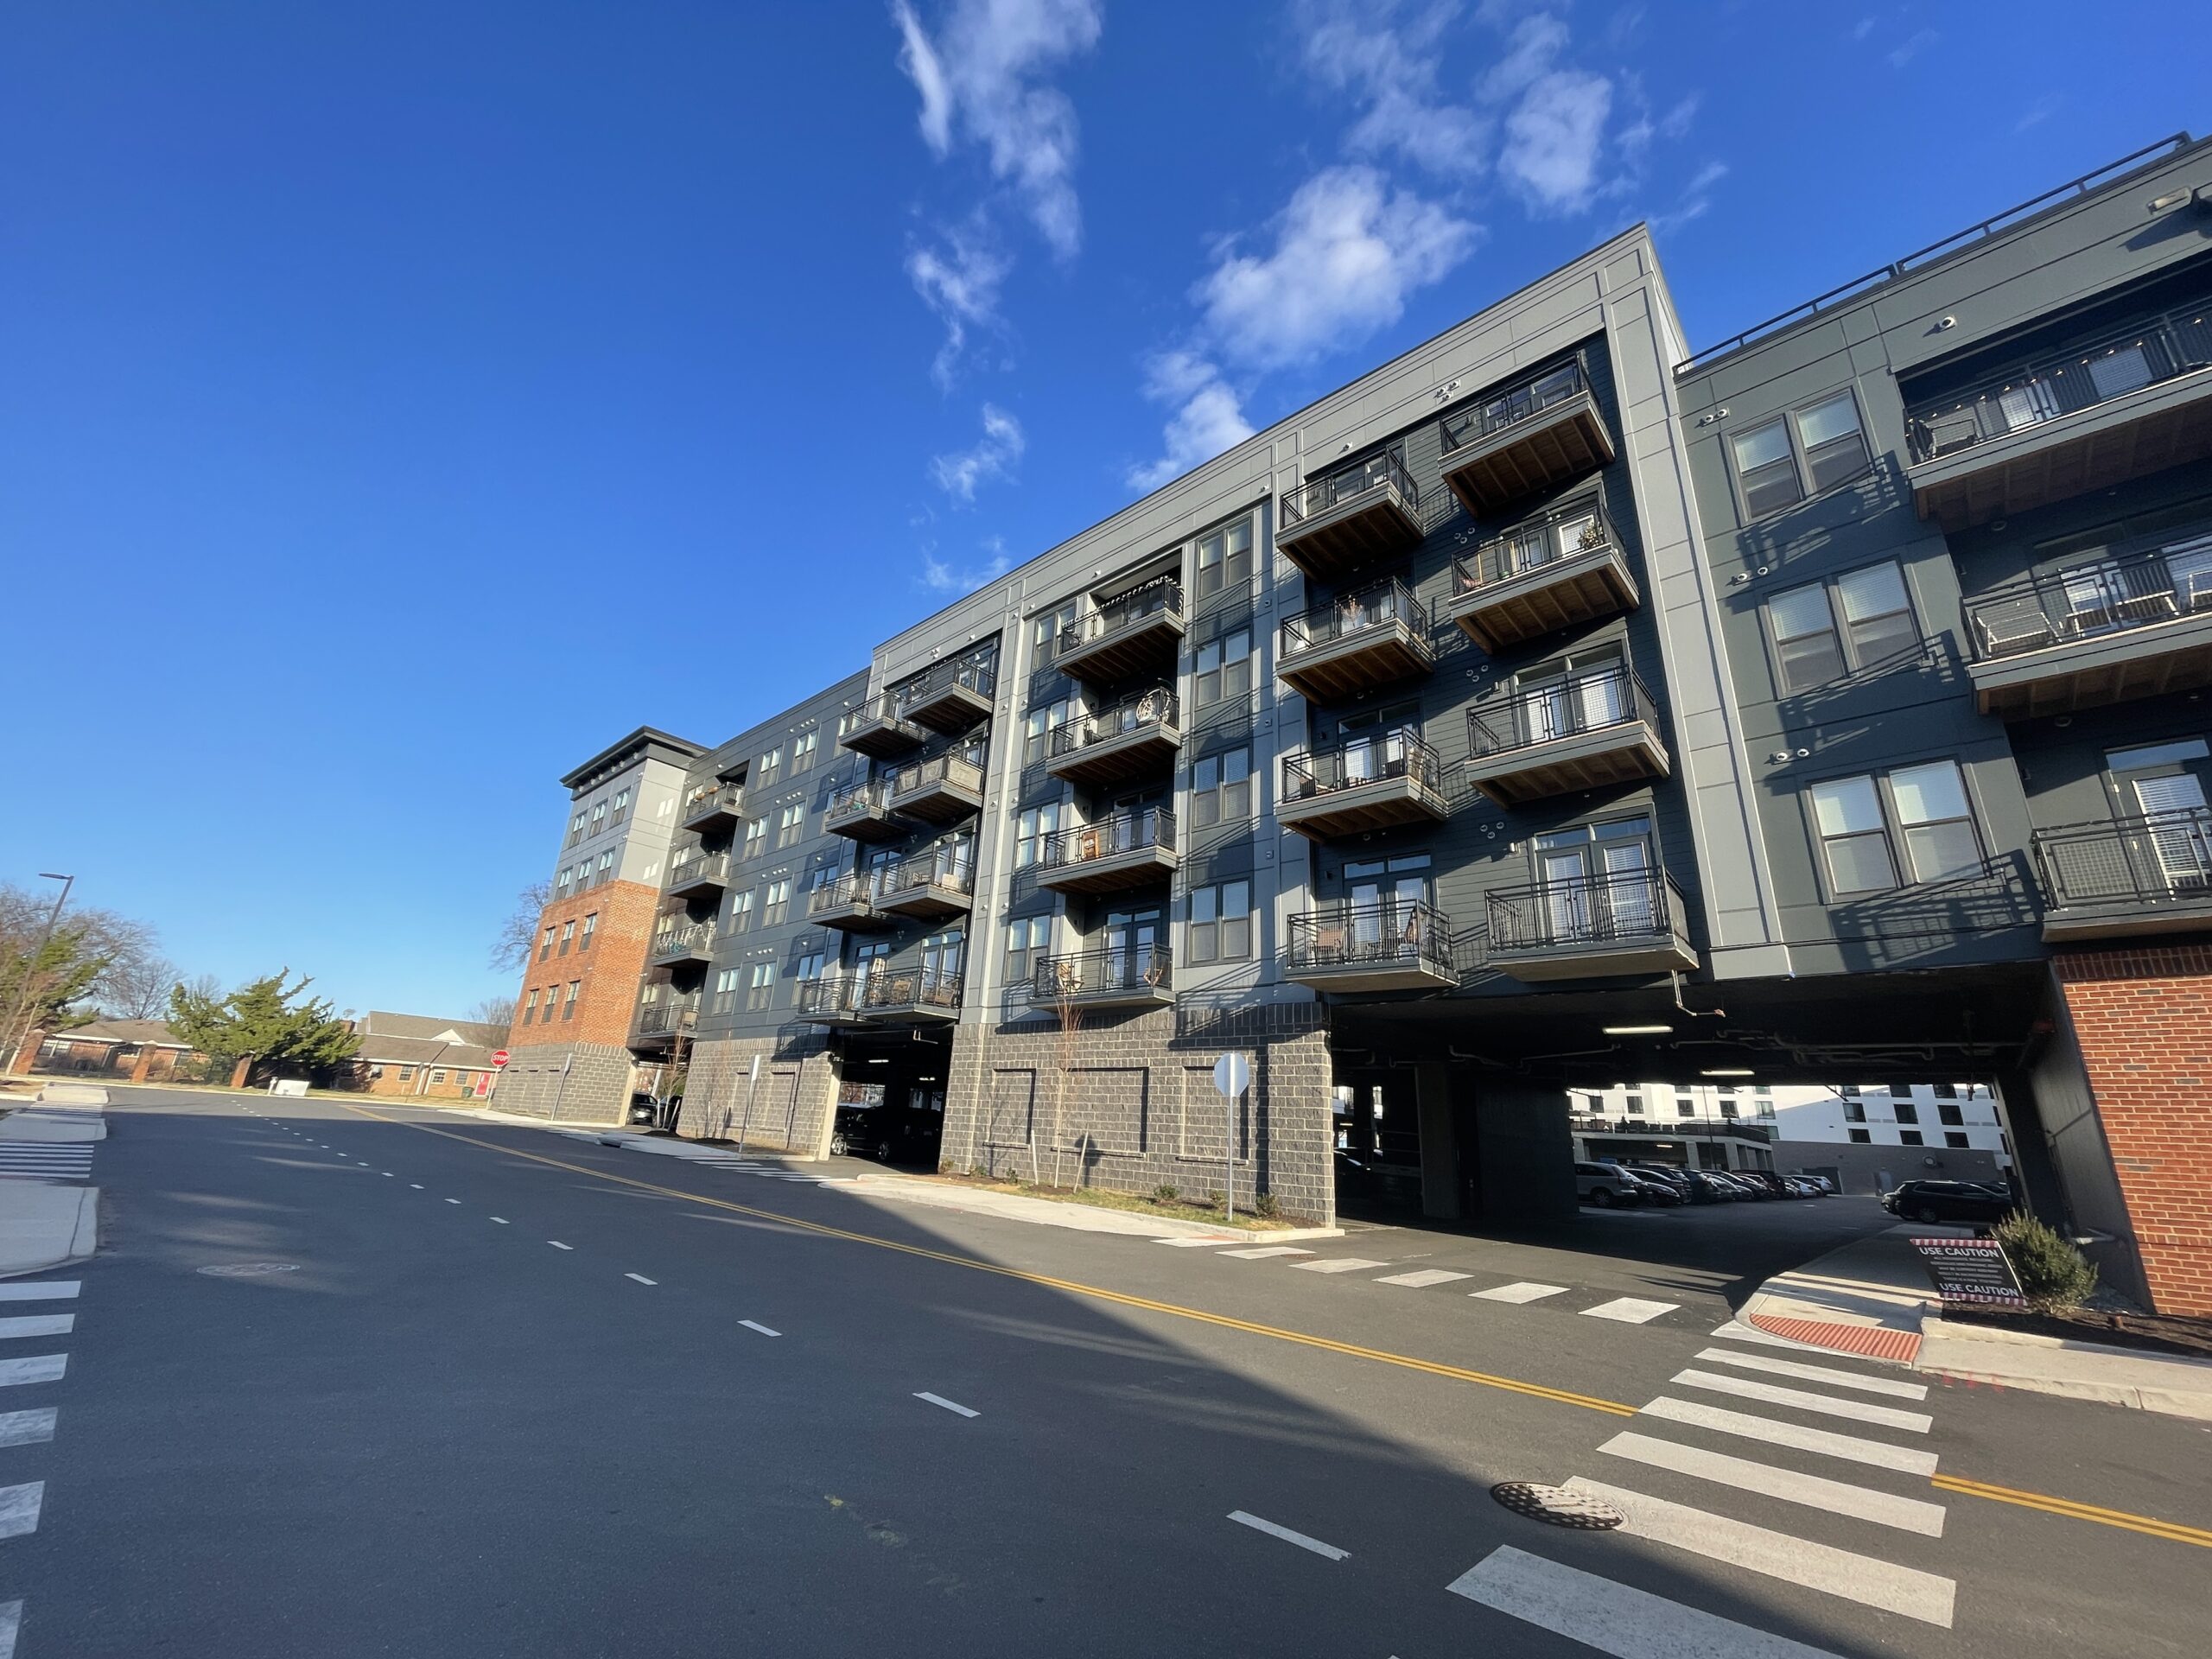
[499,132,2212,1318]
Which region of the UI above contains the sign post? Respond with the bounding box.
[1907,1235,2027,1310]
[735,1053,762,1154]
[1211,1052,1250,1224]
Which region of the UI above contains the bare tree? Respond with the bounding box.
[96,951,182,1020]
[1046,962,1084,1189]
[488,880,551,974]
[459,995,516,1048]
[3,882,162,1058]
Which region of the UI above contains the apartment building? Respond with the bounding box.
[499,132,2212,1315]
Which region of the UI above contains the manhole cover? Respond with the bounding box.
[196,1262,301,1277]
[1491,1482,1624,1529]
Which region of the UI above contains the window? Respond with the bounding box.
[1844,1099,1866,1123]
[538,926,556,963]
[1719,1096,1739,1120]
[712,968,739,1015]
[611,787,632,823]
[791,732,818,772]
[1623,1093,1643,1113]
[758,747,783,787]
[1024,699,1073,766]
[792,951,826,995]
[1767,562,1917,692]
[1032,600,1077,656]
[1834,563,1917,665]
[562,982,581,1021]
[522,988,540,1023]
[1194,518,1252,600]
[1193,630,1253,707]
[728,890,754,934]
[595,850,614,885]
[763,878,791,925]
[1006,916,1052,985]
[557,919,575,957]
[742,817,767,860]
[1192,747,1251,828]
[776,802,805,849]
[1944,1131,1969,1148]
[589,800,607,836]
[430,1070,448,1085]
[1848,1128,1872,1144]
[399,1065,416,1082]
[1932,1083,1958,1099]
[1675,1096,1694,1118]
[1014,803,1061,869]
[579,913,596,951]
[555,868,573,899]
[746,963,778,1011]
[1898,1129,1923,1147]
[1893,1101,1918,1125]
[1809,760,1980,896]
[568,811,587,846]
[1187,879,1251,964]
[1729,391,1870,518]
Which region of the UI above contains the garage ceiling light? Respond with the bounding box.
[1700,1068,1755,1077]
[1603,1024,1673,1035]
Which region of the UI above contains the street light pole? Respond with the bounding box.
[2,874,75,1077]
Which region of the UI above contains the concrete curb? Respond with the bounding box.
[1916,1316,2212,1421]
[842,1172,1344,1242]
[0,1185,100,1280]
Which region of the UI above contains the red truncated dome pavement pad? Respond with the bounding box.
[1749,1313,1922,1363]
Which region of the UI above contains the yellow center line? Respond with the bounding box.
[342,1103,2212,1548]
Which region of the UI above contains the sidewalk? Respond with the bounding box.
[1739,1222,2212,1421]
[0,1098,102,1278]
[0,1106,109,1144]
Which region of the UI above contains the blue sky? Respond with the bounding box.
[3,1,2205,1021]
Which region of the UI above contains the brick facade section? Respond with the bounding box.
[505,879,662,1051]
[2053,944,2212,1317]
[344,1064,494,1101]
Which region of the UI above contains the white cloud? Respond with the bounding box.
[1197,166,1478,373]
[890,0,1103,258]
[1299,0,1488,177]
[1887,28,1938,67]
[905,221,1010,388]
[930,404,1026,500]
[919,535,1014,594]
[1497,67,1614,212]
[1647,160,1728,235]
[1128,354,1255,491]
[1478,11,1570,102]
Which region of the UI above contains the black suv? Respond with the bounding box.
[1881,1179,2015,1225]
[830,1101,943,1165]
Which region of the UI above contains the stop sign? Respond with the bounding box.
[491,1050,510,1068]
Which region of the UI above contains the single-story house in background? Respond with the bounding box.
[346,1012,500,1099]
[30,1019,199,1082]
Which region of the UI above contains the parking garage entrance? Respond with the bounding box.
[831,1027,952,1168]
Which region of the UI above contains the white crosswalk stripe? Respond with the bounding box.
[0,1147,93,1180]
[1581,1297,1680,1324]
[0,1284,78,1302]
[1291,1257,1390,1273]
[1375,1268,1473,1287]
[0,1316,73,1342]
[1449,1546,1847,1659]
[1672,1368,1933,1432]
[1597,1431,1947,1535]
[1637,1395,1939,1475]
[1218,1245,1313,1260]
[0,1357,66,1389]
[1694,1346,1929,1400]
[0,1484,41,1542]
[1471,1281,1568,1303]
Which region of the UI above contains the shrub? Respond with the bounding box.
[1253,1192,1281,1219]
[1993,1211,2098,1309]
[1153,1184,1179,1205]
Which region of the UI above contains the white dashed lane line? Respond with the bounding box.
[490,1217,509,1225]
[739,1320,780,1337]
[443,1198,461,1205]
[1227,1510,1348,1561]
[626,1274,658,1286]
[547,1241,574,1250]
[410,1184,424,1190]
[914,1392,979,1419]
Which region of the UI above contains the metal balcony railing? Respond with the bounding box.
[1906,298,2212,464]
[1039,807,1175,873]
[883,848,976,900]
[807,869,884,917]
[1467,667,1660,757]
[632,1001,697,1037]
[1962,537,2212,659]
[1280,449,1417,528]
[825,779,893,821]
[893,653,997,709]
[2032,809,2212,912]
[1280,576,1428,661]
[855,966,964,1017]
[1058,577,1183,656]
[887,751,984,801]
[647,922,715,963]
[665,850,731,890]
[1441,360,1590,451]
[1486,868,1688,954]
[681,781,743,821]
[1453,504,1618,593]
[1030,945,1173,1002]
[1568,1114,1772,1145]
[1281,729,1441,804]
[1286,900,1454,980]
[1050,689,1178,758]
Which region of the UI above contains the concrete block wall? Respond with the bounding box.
[679,1033,840,1156]
[491,1041,632,1124]
[938,1001,1336,1224]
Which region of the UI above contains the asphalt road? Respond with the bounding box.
[4,1089,2209,1657]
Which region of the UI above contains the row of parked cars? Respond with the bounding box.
[1574,1160,1836,1208]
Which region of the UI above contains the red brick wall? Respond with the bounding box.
[503,879,660,1051]
[2054,944,2212,1317]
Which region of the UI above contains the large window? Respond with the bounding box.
[557,919,575,957]
[1808,760,1982,896]
[538,926,556,963]
[775,802,805,849]
[610,787,632,823]
[568,811,587,847]
[1025,699,1073,766]
[1187,880,1252,964]
[746,963,777,1011]
[757,747,783,788]
[791,731,818,773]
[1014,802,1061,868]
[1765,561,1918,691]
[763,878,792,925]
[594,850,615,886]
[792,951,826,1000]
[1729,391,1871,518]
[579,913,597,951]
[1194,518,1252,600]
[521,988,540,1023]
[1191,747,1251,828]
[562,981,581,1021]
[1006,916,1051,984]
[1031,600,1077,656]
[588,800,607,836]
[711,968,738,1016]
[742,817,767,860]
[728,889,754,934]
[1193,630,1253,707]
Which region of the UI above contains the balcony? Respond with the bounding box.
[630,999,698,1046]
[1046,690,1180,788]
[806,871,896,933]
[1057,579,1185,685]
[794,975,873,1030]
[1277,730,1449,841]
[2032,810,2212,942]
[1465,668,1671,808]
[824,779,906,843]
[876,850,976,921]
[1448,506,1638,652]
[856,967,964,1026]
[1905,300,2212,531]
[680,781,744,834]
[891,656,996,734]
[839,694,928,760]
[1571,1114,1772,1146]
[664,849,732,900]
[1484,868,1697,982]
[1275,578,1433,702]
[885,752,985,825]
[647,922,716,969]
[1439,361,1614,518]
[1286,901,1456,994]
[1274,452,1423,582]
[1029,946,1173,1011]
[1036,808,1178,896]
[1962,538,2212,718]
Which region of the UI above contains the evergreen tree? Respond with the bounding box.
[168,970,359,1085]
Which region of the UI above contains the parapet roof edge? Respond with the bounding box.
[559,725,709,791]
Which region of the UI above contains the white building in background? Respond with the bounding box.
[1570,1082,2011,1158]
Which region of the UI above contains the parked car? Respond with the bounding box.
[1625,1163,1693,1194]
[1740,1172,1804,1198]
[830,1101,943,1164]
[1789,1173,1837,1194]
[1781,1176,1825,1197]
[1881,1179,2016,1224]
[1624,1170,1684,1205]
[1679,1170,1737,1203]
[1575,1161,1646,1207]
[1706,1172,1760,1198]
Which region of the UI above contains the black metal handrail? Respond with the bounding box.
[1281,577,1429,659]
[1281,728,1441,803]
[1281,449,1416,527]
[885,847,976,898]
[825,778,893,819]
[1039,807,1175,870]
[856,965,964,1015]
[2032,809,2212,912]
[666,850,730,887]
[1906,300,2212,464]
[1454,503,1617,593]
[1030,945,1173,1002]
[682,781,743,819]
[888,751,984,798]
[1287,900,1454,980]
[1467,667,1659,757]
[1051,689,1178,757]
[848,693,925,734]
[633,1001,697,1036]
[1961,537,2212,660]
[648,921,715,962]
[1487,868,1688,953]
[893,652,998,709]
[807,870,883,916]
[1441,360,1589,450]
[1570,1114,1772,1144]
[1059,578,1183,655]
